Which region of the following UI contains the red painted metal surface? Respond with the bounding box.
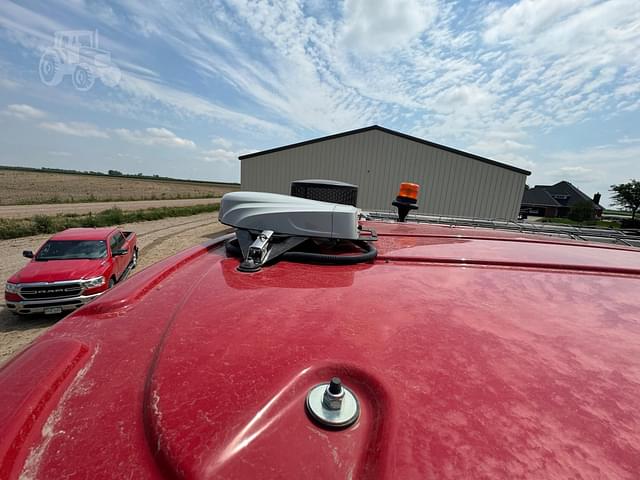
[1,221,640,478]
[8,258,113,285]
[47,227,120,241]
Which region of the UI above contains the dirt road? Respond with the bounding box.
[0,212,229,366]
[0,197,220,219]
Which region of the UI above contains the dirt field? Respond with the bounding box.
[0,197,220,219]
[0,169,238,205]
[0,213,230,366]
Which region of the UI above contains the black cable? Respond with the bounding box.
[280,241,377,265]
[225,238,242,257]
[224,238,377,265]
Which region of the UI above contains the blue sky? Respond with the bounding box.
[0,0,639,206]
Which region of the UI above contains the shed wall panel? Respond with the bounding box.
[240,129,527,220]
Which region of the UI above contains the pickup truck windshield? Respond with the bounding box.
[36,240,107,260]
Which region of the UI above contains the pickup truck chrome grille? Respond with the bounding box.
[20,283,83,300]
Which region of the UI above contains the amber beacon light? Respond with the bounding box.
[392,182,420,222]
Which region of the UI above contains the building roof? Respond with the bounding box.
[522,181,603,210]
[522,188,561,207]
[238,125,531,175]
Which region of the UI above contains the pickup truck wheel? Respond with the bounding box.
[108,278,115,289]
[131,249,138,268]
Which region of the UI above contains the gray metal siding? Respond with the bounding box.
[241,129,527,220]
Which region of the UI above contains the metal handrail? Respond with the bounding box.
[365,211,640,248]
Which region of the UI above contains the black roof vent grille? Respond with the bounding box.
[290,179,358,206]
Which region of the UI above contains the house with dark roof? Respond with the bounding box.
[521,181,603,218]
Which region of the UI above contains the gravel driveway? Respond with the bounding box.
[0,213,229,366]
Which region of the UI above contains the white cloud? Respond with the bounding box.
[616,83,640,98]
[211,137,233,149]
[545,144,640,169]
[39,121,109,138]
[0,0,638,193]
[468,131,536,173]
[200,148,239,165]
[481,0,640,109]
[116,152,140,159]
[1,0,637,145]
[483,0,598,44]
[58,0,121,29]
[618,136,640,144]
[116,73,292,135]
[530,143,640,205]
[556,165,596,183]
[430,84,496,115]
[340,0,438,54]
[0,1,291,138]
[0,1,65,49]
[0,77,18,89]
[171,0,379,132]
[114,127,196,148]
[3,104,46,119]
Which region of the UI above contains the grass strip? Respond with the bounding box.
[0,204,219,240]
[8,193,218,205]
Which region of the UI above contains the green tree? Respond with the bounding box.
[610,179,640,219]
[568,200,594,222]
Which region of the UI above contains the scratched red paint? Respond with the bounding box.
[0,221,639,479]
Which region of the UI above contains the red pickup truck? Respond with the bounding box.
[4,227,138,315]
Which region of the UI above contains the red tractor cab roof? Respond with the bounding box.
[1,215,640,479]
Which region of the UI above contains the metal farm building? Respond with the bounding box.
[239,125,530,220]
